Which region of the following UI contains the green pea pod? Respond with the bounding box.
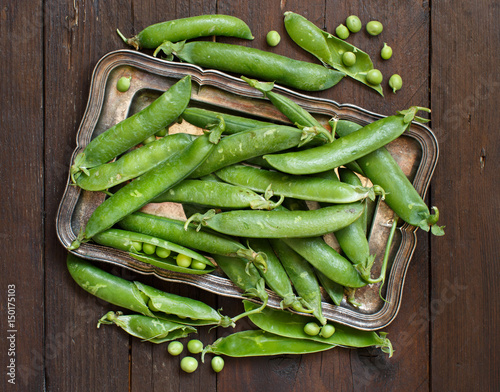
[182,107,274,135]
[264,107,428,175]
[334,119,444,235]
[118,15,254,50]
[153,179,281,210]
[97,311,196,343]
[202,330,335,360]
[243,301,393,357]
[270,239,326,325]
[118,212,268,271]
[283,12,383,95]
[247,239,312,313]
[315,269,344,306]
[71,75,192,181]
[216,164,380,204]
[75,133,193,191]
[70,129,223,249]
[156,41,345,92]
[185,203,364,239]
[92,228,216,274]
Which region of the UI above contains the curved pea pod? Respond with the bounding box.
[270,239,326,325]
[118,212,268,271]
[97,311,196,343]
[247,239,312,314]
[264,107,429,175]
[188,124,325,179]
[92,228,215,274]
[76,133,194,191]
[201,330,335,360]
[118,15,254,50]
[244,301,393,357]
[215,164,380,204]
[156,41,345,92]
[283,12,383,95]
[70,129,223,249]
[335,119,444,235]
[185,203,364,239]
[152,179,282,210]
[181,107,274,135]
[71,75,192,181]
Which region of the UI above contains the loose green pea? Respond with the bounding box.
[345,15,362,33]
[191,260,207,270]
[366,69,383,85]
[342,51,357,67]
[266,30,281,46]
[187,339,204,354]
[381,42,393,60]
[155,127,168,137]
[304,322,321,336]
[131,241,142,252]
[335,24,350,39]
[180,356,198,373]
[116,76,131,92]
[389,74,403,93]
[366,21,383,36]
[319,324,336,339]
[142,135,156,145]
[142,243,156,255]
[155,247,171,258]
[211,356,225,373]
[167,341,184,356]
[176,254,192,268]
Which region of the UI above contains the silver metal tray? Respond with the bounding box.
[56,49,439,330]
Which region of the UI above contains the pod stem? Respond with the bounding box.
[97,311,123,328]
[423,206,445,236]
[397,106,431,124]
[184,209,216,232]
[231,280,269,324]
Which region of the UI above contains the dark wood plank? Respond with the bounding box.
[430,0,499,390]
[0,1,45,390]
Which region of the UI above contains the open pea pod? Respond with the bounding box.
[284,12,383,95]
[93,228,215,274]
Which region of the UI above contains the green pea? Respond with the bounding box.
[180,356,198,373]
[187,339,204,354]
[142,135,156,145]
[389,74,403,93]
[211,356,225,373]
[191,260,207,270]
[345,15,362,33]
[155,127,168,137]
[155,247,171,258]
[342,51,357,67]
[381,42,392,60]
[131,241,142,252]
[319,324,336,339]
[335,24,350,39]
[366,69,383,85]
[304,322,321,336]
[167,341,184,356]
[366,21,383,36]
[116,76,131,92]
[176,254,192,268]
[266,30,281,46]
[142,243,156,255]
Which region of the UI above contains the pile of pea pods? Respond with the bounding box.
[65,13,445,373]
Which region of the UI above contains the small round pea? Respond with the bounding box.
[342,51,357,67]
[116,76,131,92]
[366,69,383,85]
[303,322,321,336]
[142,243,156,255]
[167,341,183,356]
[319,324,336,338]
[366,21,383,36]
[389,74,403,93]
[335,24,350,39]
[156,247,171,258]
[187,339,204,354]
[142,135,156,145]
[211,356,225,373]
[155,128,168,137]
[266,30,281,47]
[345,15,362,33]
[381,42,393,60]
[180,356,198,373]
[131,241,142,252]
[176,254,192,268]
[191,260,207,270]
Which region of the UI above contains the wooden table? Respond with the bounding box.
[1,1,498,390]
